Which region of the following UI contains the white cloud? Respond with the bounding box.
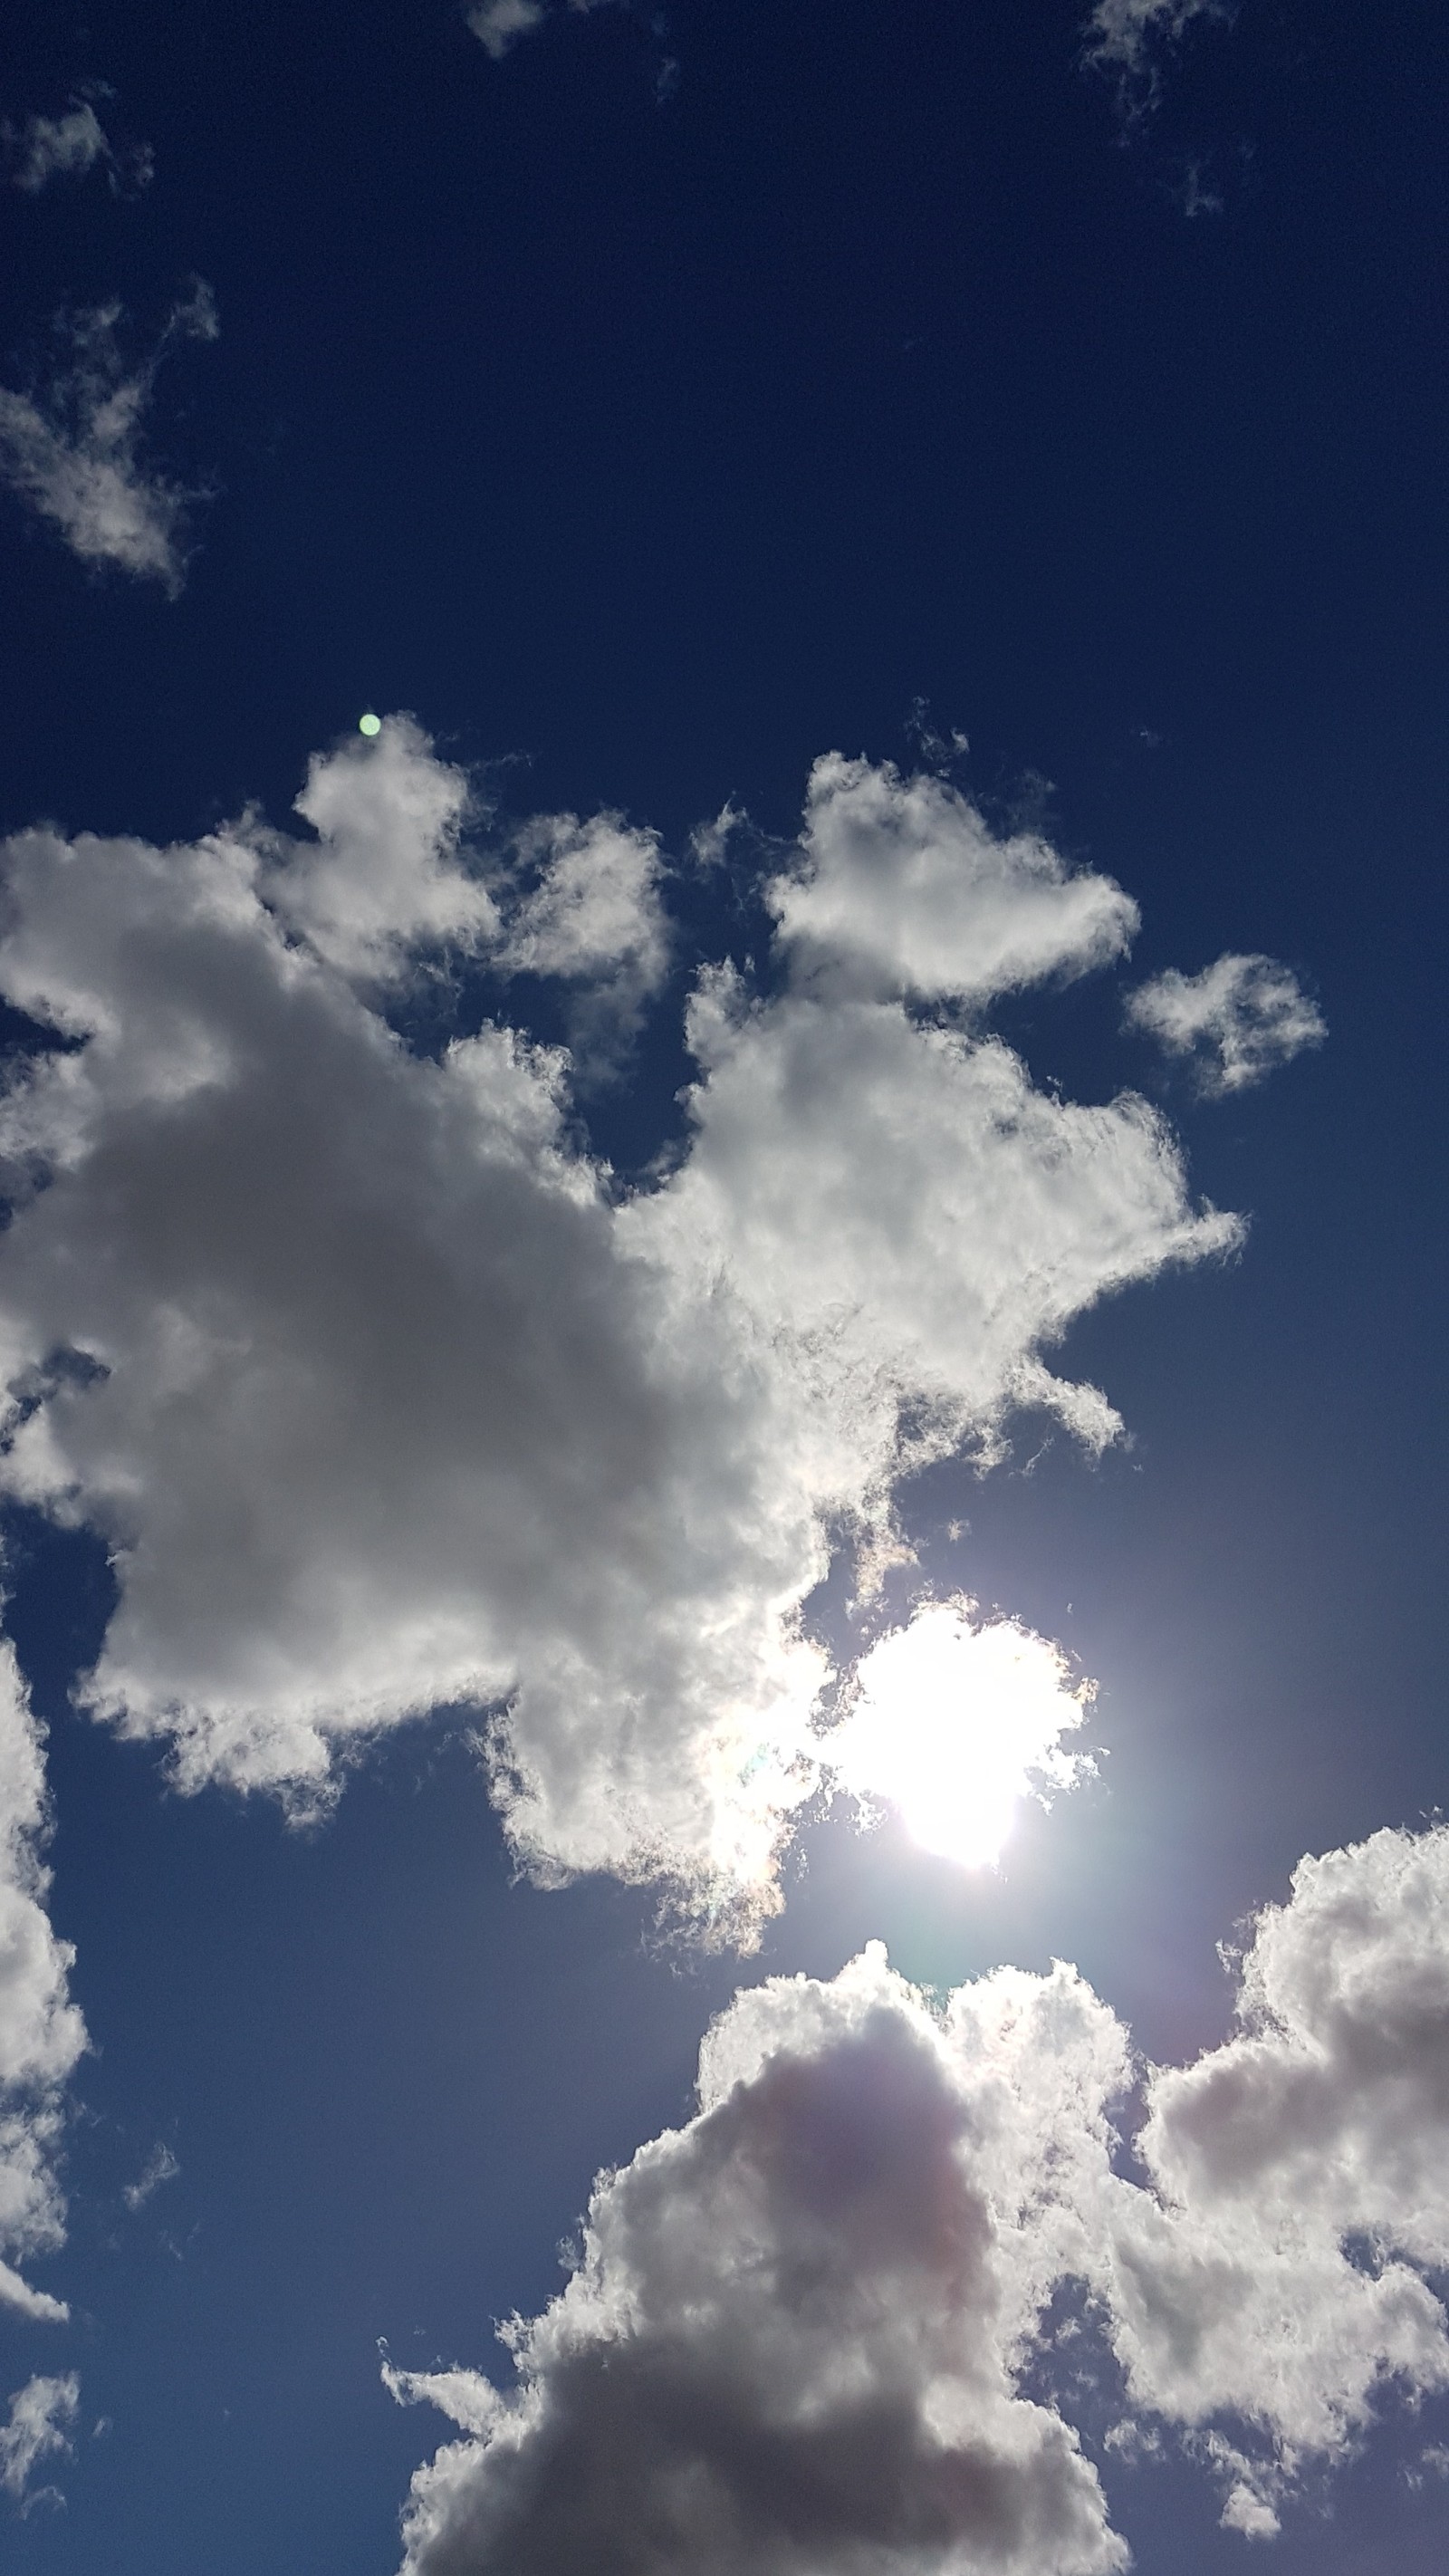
[0,284,217,593]
[1083,0,1231,116]
[3,99,152,197]
[0,1647,86,2322]
[1108,1824,1449,2467]
[468,0,549,57]
[388,1944,1128,2576]
[767,755,1138,1005]
[495,812,671,1070]
[266,721,497,979]
[391,1826,1449,2566]
[0,2371,79,2506]
[1125,952,1326,1096]
[122,2142,179,2213]
[467,0,616,62]
[0,726,1237,1927]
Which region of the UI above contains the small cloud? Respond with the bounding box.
[1125,951,1325,1095]
[1176,159,1224,216]
[122,2142,179,2212]
[3,95,152,197]
[0,2374,79,2509]
[466,0,676,95]
[1083,0,1233,123]
[0,283,218,593]
[687,802,745,871]
[467,0,549,58]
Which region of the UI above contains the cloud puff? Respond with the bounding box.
[391,1826,1449,2567]
[767,755,1138,1005]
[467,0,617,62]
[3,99,152,196]
[1083,0,1231,117]
[388,1944,1128,2576]
[1125,953,1326,1096]
[0,1647,86,2323]
[264,721,498,978]
[1104,1825,1449,2524]
[0,2371,79,2506]
[0,284,217,592]
[0,725,1236,1926]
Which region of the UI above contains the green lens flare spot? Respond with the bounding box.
[358,712,382,737]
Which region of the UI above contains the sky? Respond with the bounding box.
[0,0,1446,2569]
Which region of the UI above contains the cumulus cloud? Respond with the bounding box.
[1125,952,1325,1095]
[391,1825,1449,2568]
[0,1647,86,2322]
[0,2371,79,2507]
[388,1944,1128,2576]
[1107,1824,1449,2506]
[3,98,152,196]
[0,723,1238,1926]
[0,284,217,592]
[767,755,1138,1005]
[1083,0,1231,118]
[265,722,497,979]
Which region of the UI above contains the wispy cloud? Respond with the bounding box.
[3,96,152,197]
[1083,0,1233,121]
[0,2373,79,2510]
[392,1821,1449,2567]
[122,2143,179,2213]
[467,0,676,95]
[468,0,552,58]
[0,284,218,593]
[1126,951,1325,1094]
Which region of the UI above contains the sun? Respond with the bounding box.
[823,1600,1093,1870]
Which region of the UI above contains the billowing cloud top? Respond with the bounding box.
[390,1823,1449,2569]
[0,724,1249,1928]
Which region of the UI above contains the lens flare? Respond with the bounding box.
[359,711,382,737]
[824,1600,1093,1868]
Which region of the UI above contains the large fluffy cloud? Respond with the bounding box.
[0,285,216,592]
[391,1825,1449,2568]
[0,723,1241,1921]
[0,1648,86,2323]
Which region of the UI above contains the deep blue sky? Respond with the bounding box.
[1,0,1447,2569]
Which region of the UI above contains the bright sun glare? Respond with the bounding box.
[824,1600,1093,1870]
